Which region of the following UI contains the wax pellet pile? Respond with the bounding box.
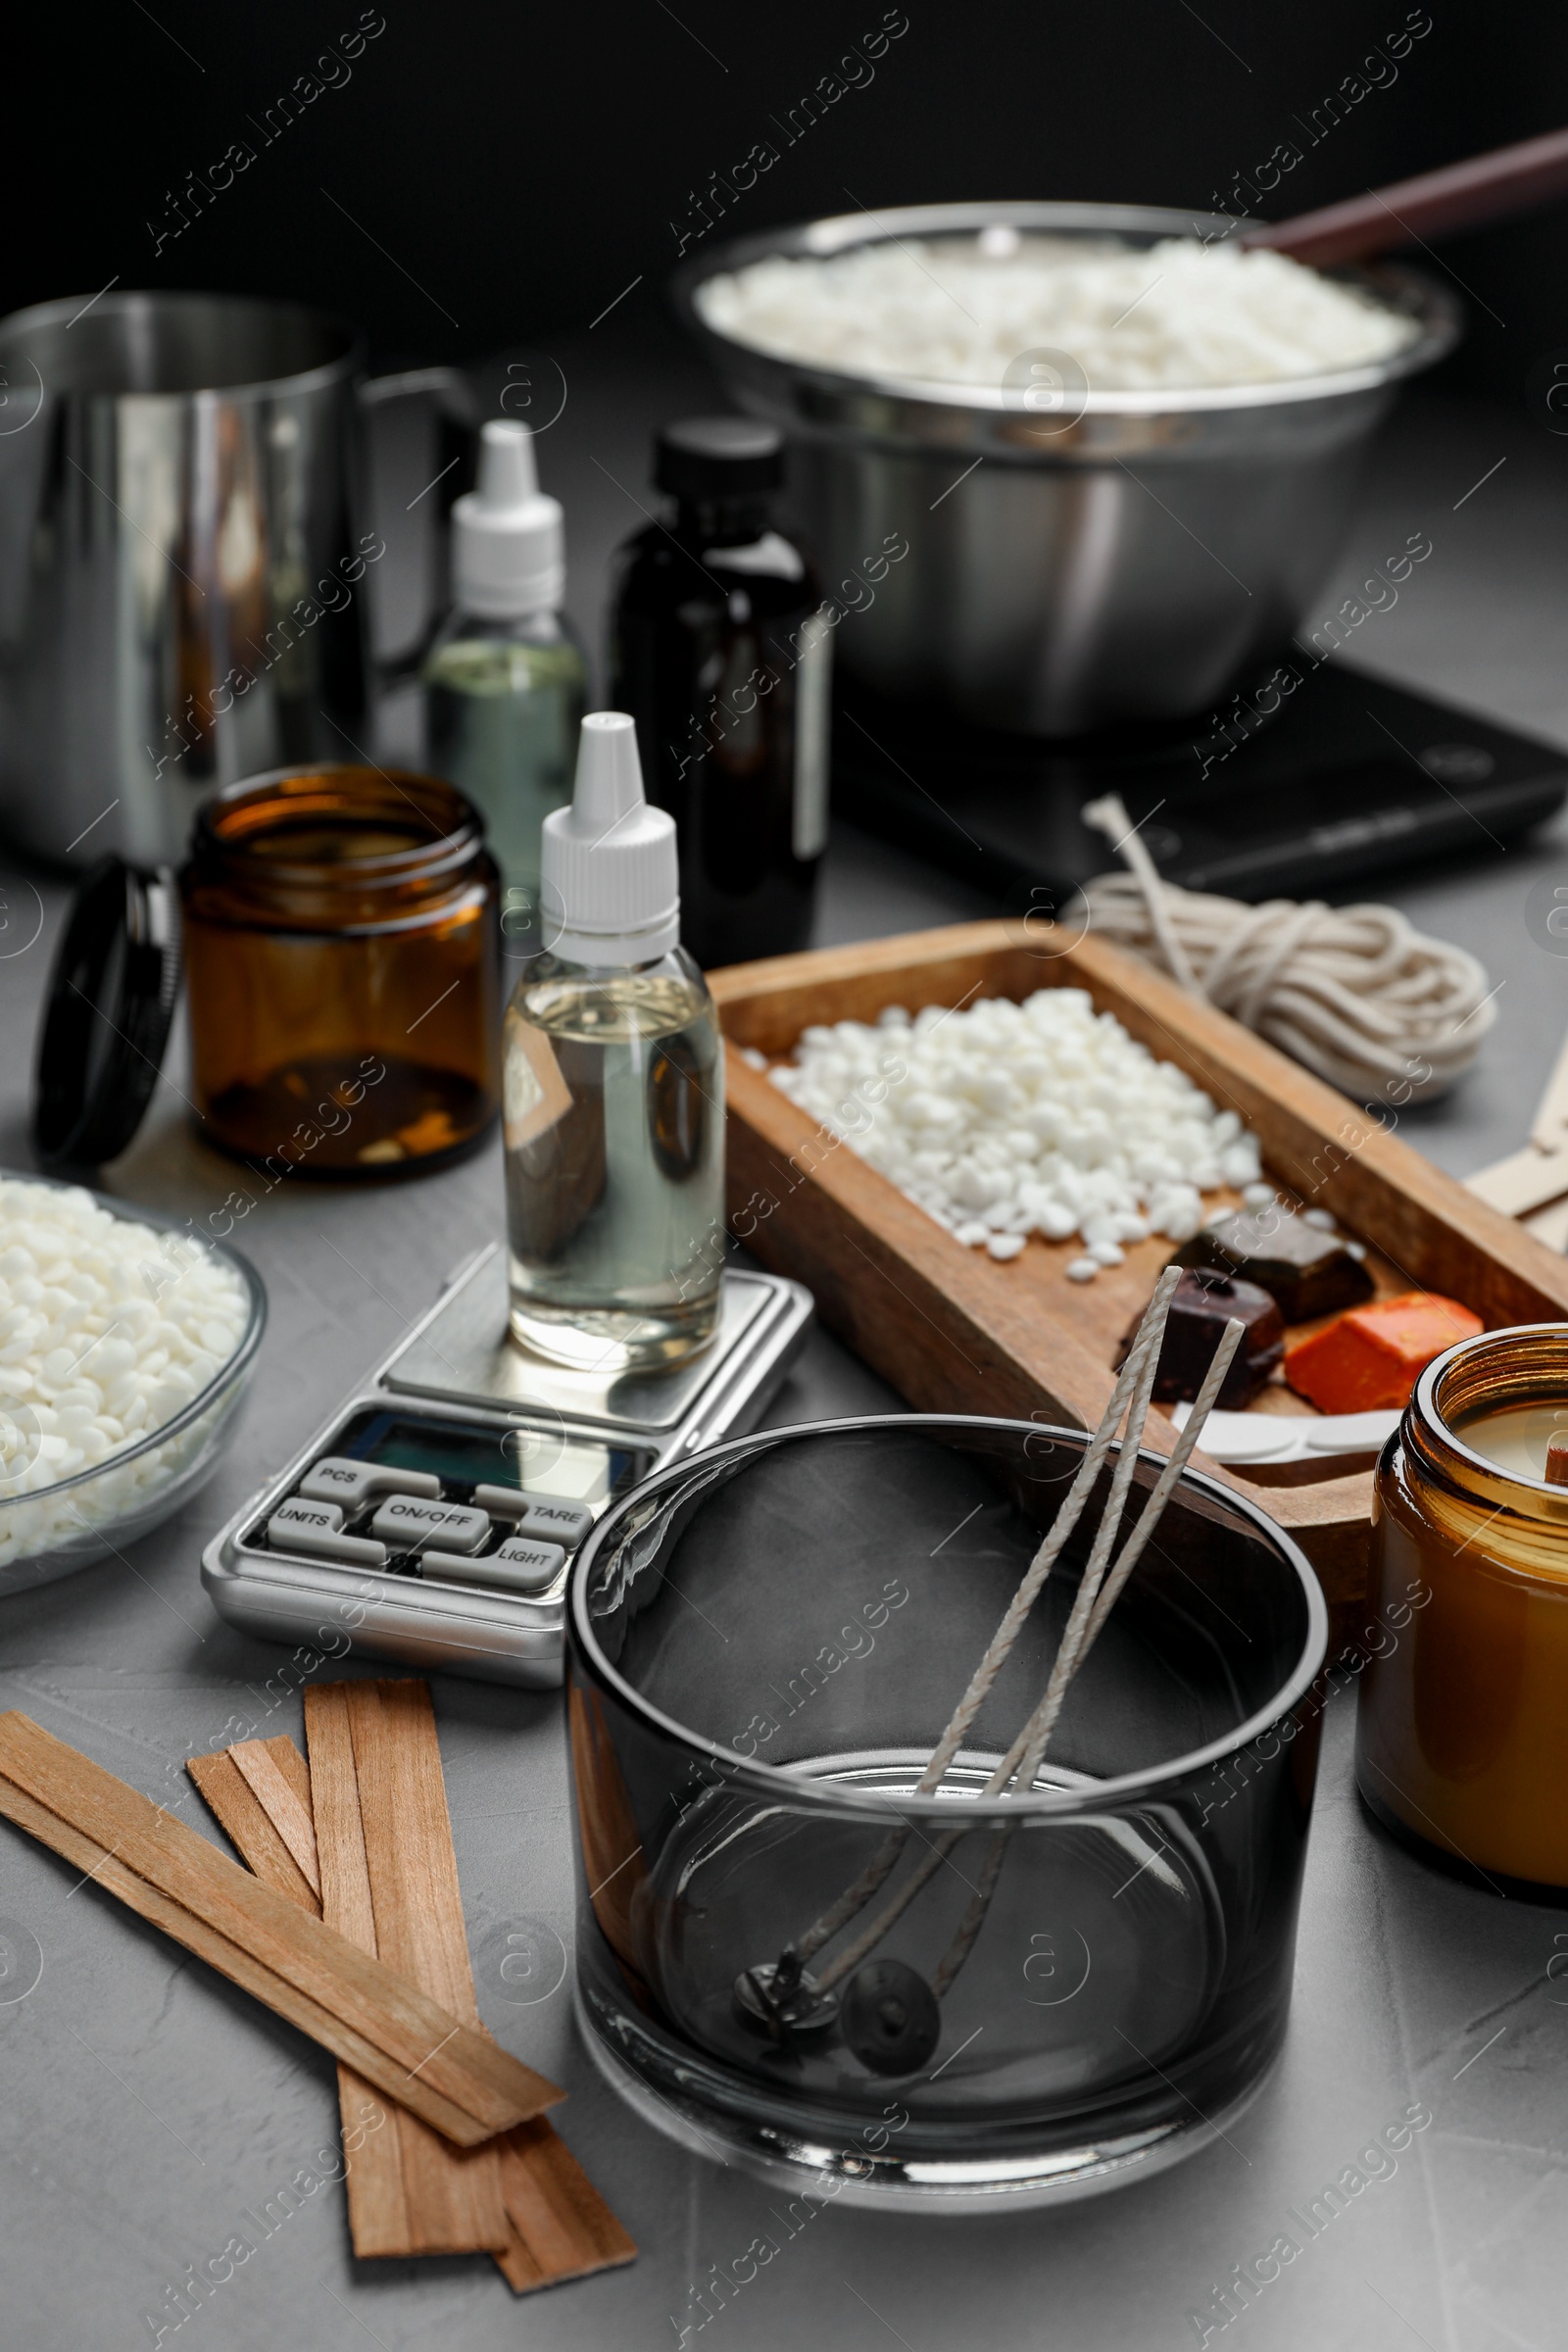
[0,1180,249,1562]
[764,992,1261,1277]
[698,233,1418,394]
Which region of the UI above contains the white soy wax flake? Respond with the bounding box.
[986,1233,1026,1261]
[1243,1183,1276,1211]
[697,236,1419,394]
[1064,1256,1100,1284]
[1345,1240,1367,1259]
[0,1180,249,1569]
[1302,1207,1337,1231]
[778,987,1262,1269]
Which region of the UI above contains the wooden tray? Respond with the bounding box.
[710,919,1568,1631]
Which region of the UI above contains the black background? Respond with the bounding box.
[9,0,1568,398]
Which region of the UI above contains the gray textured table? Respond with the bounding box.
[3,372,1568,2352]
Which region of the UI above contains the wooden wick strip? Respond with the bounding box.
[223,1701,638,2293]
[309,1681,511,2258]
[0,1711,560,2144]
[340,1680,509,2254]
[187,1748,318,1913]
[342,1680,485,2026]
[188,1725,635,2285]
[185,1737,411,2257]
[267,1712,420,2258]
[228,1740,320,1897]
[304,1679,635,2291]
[494,2121,636,2291]
[0,1762,481,2143]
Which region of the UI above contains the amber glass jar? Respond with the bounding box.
[1357,1324,1568,1896]
[180,766,501,1178]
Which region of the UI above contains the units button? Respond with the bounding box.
[266,1498,388,1567]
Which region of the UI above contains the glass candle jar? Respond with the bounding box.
[1357,1324,1568,1896]
[567,1416,1328,2211]
[180,766,501,1177]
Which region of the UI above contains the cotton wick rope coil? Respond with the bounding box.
[1079,793,1495,1103]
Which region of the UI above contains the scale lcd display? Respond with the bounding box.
[336,1409,648,1507]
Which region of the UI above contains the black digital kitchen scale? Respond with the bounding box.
[833,657,1568,907]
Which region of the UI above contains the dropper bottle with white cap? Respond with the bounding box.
[422,419,587,949]
[501,710,724,1370]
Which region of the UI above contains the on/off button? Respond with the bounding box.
[369,1495,489,1554]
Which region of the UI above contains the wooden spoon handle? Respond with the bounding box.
[1240,125,1568,268]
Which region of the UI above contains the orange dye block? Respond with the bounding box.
[1284,1292,1484,1414]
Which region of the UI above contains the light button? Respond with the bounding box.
[418,1538,566,1595]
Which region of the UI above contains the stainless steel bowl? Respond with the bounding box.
[675,202,1461,736]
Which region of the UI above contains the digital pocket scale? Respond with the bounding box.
[202,1249,813,1687]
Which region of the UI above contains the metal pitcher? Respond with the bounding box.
[0,290,470,865]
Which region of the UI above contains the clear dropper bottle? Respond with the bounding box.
[502,711,724,1370]
[422,420,588,951]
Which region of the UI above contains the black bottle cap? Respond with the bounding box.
[31,858,181,1172]
[655,416,784,502]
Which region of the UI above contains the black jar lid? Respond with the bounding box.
[31,858,181,1172]
[655,416,784,501]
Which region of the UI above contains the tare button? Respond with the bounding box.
[471,1489,593,1547]
[515,1498,593,1547]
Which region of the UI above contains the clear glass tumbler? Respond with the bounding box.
[565,1415,1329,2212]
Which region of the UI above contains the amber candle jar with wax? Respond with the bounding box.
[1357,1324,1568,1897]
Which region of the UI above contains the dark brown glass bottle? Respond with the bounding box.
[608,417,830,969]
